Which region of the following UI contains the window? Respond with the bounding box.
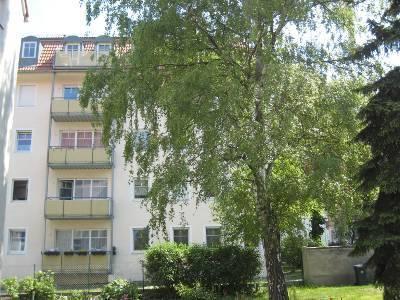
[55,230,107,251]
[56,230,72,250]
[59,180,73,200]
[12,180,28,201]
[16,131,32,152]
[58,179,108,199]
[206,227,221,247]
[91,230,107,250]
[134,179,148,199]
[73,230,90,251]
[77,131,93,148]
[75,180,91,198]
[8,229,26,254]
[92,180,108,198]
[97,43,111,54]
[17,85,36,106]
[22,42,37,58]
[60,131,103,148]
[64,87,79,100]
[173,228,189,245]
[135,130,150,148]
[65,43,80,54]
[61,132,75,148]
[133,228,149,251]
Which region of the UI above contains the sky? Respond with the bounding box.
[21,0,106,37]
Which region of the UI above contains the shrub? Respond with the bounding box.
[145,243,188,290]
[100,279,139,300]
[145,243,260,295]
[19,271,56,300]
[176,284,216,300]
[1,277,19,300]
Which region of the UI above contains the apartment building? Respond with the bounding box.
[1,35,221,285]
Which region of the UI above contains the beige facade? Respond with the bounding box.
[1,36,221,283]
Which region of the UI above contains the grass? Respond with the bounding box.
[222,285,383,300]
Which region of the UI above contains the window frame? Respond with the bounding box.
[96,43,112,54]
[171,226,191,245]
[63,86,80,100]
[65,43,80,54]
[11,179,29,201]
[59,130,103,149]
[57,178,108,200]
[17,85,36,107]
[21,41,37,58]
[131,227,150,252]
[133,178,149,200]
[204,226,222,247]
[54,229,108,251]
[16,130,32,152]
[8,228,27,255]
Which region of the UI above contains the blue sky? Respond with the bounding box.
[21,0,106,37]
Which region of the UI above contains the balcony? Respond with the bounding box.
[42,250,112,274]
[48,147,112,169]
[54,50,109,69]
[45,198,112,219]
[51,98,101,122]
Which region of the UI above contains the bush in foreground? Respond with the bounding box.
[100,279,139,300]
[145,243,260,295]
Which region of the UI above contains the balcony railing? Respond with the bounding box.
[42,250,112,273]
[45,197,112,219]
[54,51,109,68]
[48,147,112,169]
[51,98,101,122]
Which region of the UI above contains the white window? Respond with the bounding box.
[134,179,148,199]
[12,180,28,201]
[58,179,108,199]
[65,43,80,54]
[16,131,32,152]
[132,228,149,251]
[73,230,90,251]
[75,180,91,198]
[8,229,26,254]
[56,230,72,251]
[17,85,36,107]
[22,42,37,58]
[205,227,221,247]
[91,230,107,250]
[173,228,189,245]
[55,229,107,251]
[60,130,103,148]
[97,43,112,54]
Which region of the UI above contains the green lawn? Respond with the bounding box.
[288,285,383,300]
[223,285,383,300]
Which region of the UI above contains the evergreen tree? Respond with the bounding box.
[352,1,400,298]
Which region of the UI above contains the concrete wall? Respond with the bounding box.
[302,246,373,285]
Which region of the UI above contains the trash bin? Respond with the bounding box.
[354,264,369,285]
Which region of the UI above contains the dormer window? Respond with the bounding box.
[97,43,112,54]
[22,41,37,58]
[65,43,80,54]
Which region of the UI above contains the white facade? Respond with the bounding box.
[1,36,221,282]
[0,0,29,277]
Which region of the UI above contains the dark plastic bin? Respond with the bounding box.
[354,264,369,285]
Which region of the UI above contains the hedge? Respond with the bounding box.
[145,243,260,295]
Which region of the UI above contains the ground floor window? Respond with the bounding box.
[206,227,221,247]
[173,228,189,245]
[132,228,150,251]
[8,229,26,254]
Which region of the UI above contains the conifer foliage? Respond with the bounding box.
[352,1,400,298]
